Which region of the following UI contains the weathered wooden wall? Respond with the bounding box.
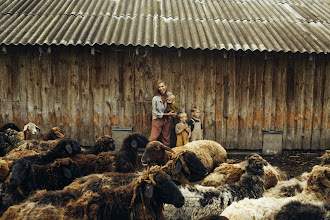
[0,45,329,150]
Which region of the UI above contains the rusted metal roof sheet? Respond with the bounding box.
[0,0,329,53]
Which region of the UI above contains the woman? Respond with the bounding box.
[149,80,177,147]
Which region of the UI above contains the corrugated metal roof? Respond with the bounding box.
[0,0,329,53]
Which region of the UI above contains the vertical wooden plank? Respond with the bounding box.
[69,47,81,142]
[26,49,35,124]
[237,52,250,149]
[102,47,111,136]
[303,54,315,150]
[143,48,154,136]
[276,53,288,148]
[246,52,255,149]
[91,50,104,141]
[311,55,324,149]
[263,53,273,132]
[204,51,215,140]
[134,50,145,133]
[215,51,225,146]
[184,50,196,115]
[0,50,10,125]
[39,48,52,135]
[294,53,306,149]
[226,50,236,149]
[194,50,204,114]
[11,47,22,127]
[33,48,44,132]
[251,52,264,150]
[320,54,330,149]
[286,54,295,150]
[121,50,134,128]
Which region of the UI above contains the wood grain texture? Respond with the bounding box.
[0,45,328,150]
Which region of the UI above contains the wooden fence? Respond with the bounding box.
[0,45,329,150]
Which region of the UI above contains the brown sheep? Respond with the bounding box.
[1,166,184,220]
[142,140,227,173]
[202,160,286,189]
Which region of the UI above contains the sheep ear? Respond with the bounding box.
[65,144,73,154]
[29,163,35,173]
[23,125,29,131]
[63,167,72,178]
[131,139,138,148]
[162,146,174,153]
[174,160,183,174]
[36,126,41,132]
[144,183,154,198]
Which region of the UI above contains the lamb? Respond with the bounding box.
[0,157,83,215]
[202,159,286,189]
[163,153,267,220]
[1,166,184,220]
[142,140,227,173]
[41,126,65,141]
[70,132,149,175]
[220,165,330,220]
[81,135,116,154]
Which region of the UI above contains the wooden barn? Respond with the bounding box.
[0,0,329,151]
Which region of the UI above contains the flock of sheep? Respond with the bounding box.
[0,122,329,219]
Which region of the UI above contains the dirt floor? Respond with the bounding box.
[227,150,325,179]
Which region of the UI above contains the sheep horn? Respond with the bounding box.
[320,177,330,188]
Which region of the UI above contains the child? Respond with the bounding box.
[188,107,203,141]
[175,112,191,147]
[167,93,179,114]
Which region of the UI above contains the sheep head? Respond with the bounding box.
[141,141,174,166]
[9,158,36,190]
[42,127,65,141]
[139,166,184,208]
[23,122,40,140]
[93,135,116,153]
[306,166,330,193]
[121,132,149,152]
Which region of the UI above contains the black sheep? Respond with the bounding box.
[21,137,82,165]
[0,157,82,215]
[0,132,12,157]
[0,123,20,132]
[111,132,149,172]
[1,166,184,220]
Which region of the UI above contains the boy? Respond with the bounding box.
[188,107,203,141]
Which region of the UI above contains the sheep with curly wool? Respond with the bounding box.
[202,160,286,190]
[1,166,184,220]
[0,157,83,216]
[163,153,267,220]
[71,132,148,175]
[81,135,116,155]
[142,140,227,173]
[220,165,330,220]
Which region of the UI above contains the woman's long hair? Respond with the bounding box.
[153,80,167,97]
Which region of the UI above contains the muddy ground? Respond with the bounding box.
[227,150,325,178]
